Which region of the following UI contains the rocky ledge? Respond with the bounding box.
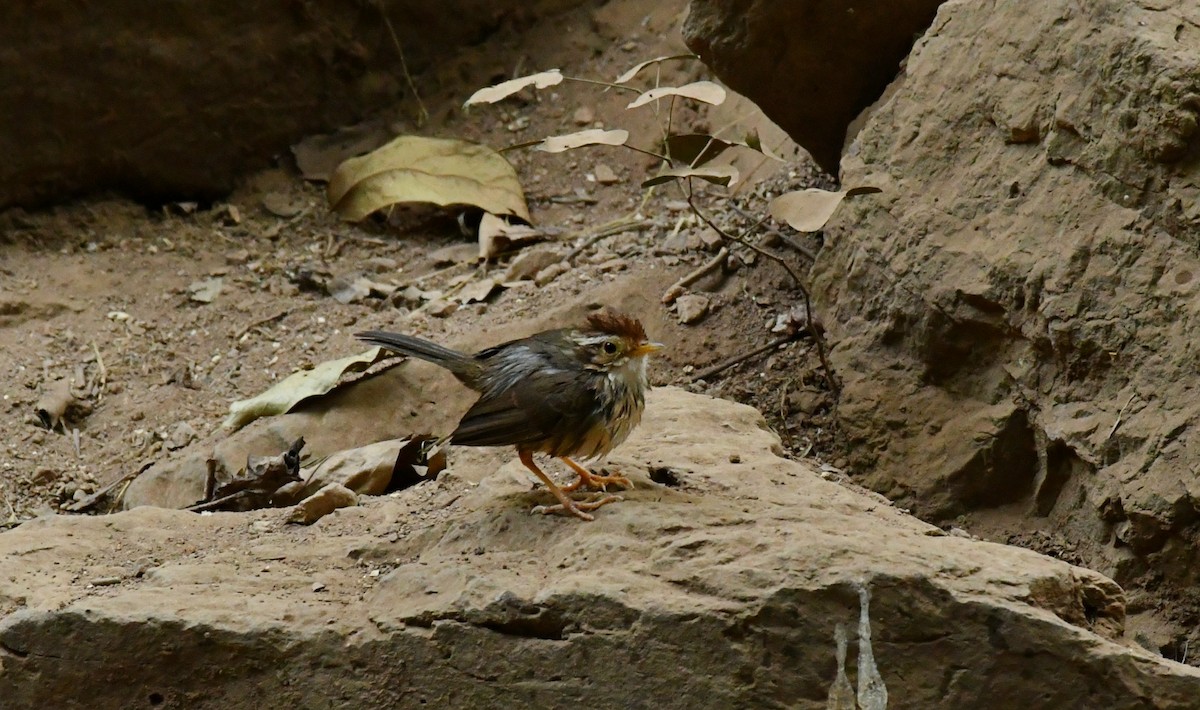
[2,388,1196,708]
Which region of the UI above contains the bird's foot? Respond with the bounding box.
[560,460,633,493]
[532,494,623,521]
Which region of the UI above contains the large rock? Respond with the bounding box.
[682,0,946,172]
[802,0,1200,649]
[0,0,579,208]
[3,388,1198,707]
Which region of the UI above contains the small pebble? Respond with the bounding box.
[593,164,620,185]
[572,106,595,125]
[675,294,711,325]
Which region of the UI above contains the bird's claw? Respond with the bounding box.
[531,494,623,521]
[562,469,634,493]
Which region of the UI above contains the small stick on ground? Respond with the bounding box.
[61,462,152,513]
[564,220,652,265]
[690,334,796,382]
[662,247,729,304]
[233,303,318,341]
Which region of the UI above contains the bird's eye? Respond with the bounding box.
[602,341,618,355]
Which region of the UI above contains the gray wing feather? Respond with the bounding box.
[451,368,600,448]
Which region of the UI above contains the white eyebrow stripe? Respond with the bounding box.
[575,335,614,346]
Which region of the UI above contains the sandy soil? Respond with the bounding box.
[0,0,836,526]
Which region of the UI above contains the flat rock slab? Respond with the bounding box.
[2,388,1196,708]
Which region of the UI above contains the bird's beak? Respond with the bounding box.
[631,341,665,357]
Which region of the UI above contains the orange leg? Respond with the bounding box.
[519,450,621,521]
[559,456,633,493]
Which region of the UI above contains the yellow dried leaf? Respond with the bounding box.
[627,81,727,109]
[464,70,564,106]
[478,212,542,258]
[535,129,629,153]
[328,135,529,222]
[223,348,394,431]
[768,187,881,232]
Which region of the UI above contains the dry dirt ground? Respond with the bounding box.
[0,0,837,526]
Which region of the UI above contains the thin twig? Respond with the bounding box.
[691,334,796,382]
[685,190,839,393]
[90,341,107,389]
[1106,394,1138,440]
[185,490,259,513]
[562,76,643,94]
[727,202,818,261]
[564,220,651,264]
[233,303,318,342]
[377,1,428,126]
[662,247,728,304]
[623,144,673,164]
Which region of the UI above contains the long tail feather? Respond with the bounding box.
[356,330,479,383]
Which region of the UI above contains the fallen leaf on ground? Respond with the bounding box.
[627,81,727,109]
[464,70,564,106]
[535,129,629,153]
[328,135,530,222]
[188,438,305,513]
[455,278,501,305]
[187,277,223,304]
[478,212,543,258]
[276,438,415,503]
[768,186,883,233]
[291,120,393,182]
[223,348,395,431]
[642,164,739,188]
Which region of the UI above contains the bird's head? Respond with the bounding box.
[574,310,663,370]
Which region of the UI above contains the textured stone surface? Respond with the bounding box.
[801,0,1200,649]
[682,0,945,172]
[2,387,1198,707]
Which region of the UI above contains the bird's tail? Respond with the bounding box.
[356,330,480,384]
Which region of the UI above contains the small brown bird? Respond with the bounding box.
[356,310,663,520]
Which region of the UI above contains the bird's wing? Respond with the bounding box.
[451,367,600,448]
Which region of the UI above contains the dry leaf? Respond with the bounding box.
[187,277,223,304]
[478,212,543,258]
[614,54,699,84]
[276,438,410,503]
[223,348,394,431]
[327,135,530,222]
[464,70,564,106]
[189,438,306,513]
[536,129,629,153]
[642,164,740,188]
[455,278,501,304]
[768,186,882,232]
[291,121,393,182]
[627,81,727,109]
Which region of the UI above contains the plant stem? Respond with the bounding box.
[685,188,838,393]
